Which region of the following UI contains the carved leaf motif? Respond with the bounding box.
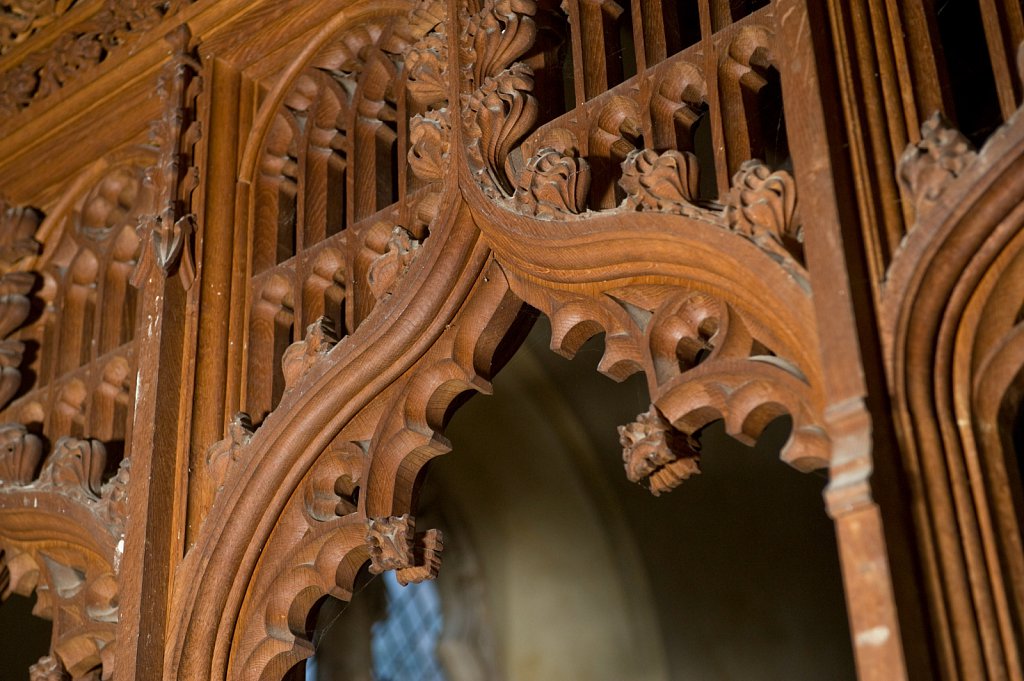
[620,148,701,214]
[282,317,339,389]
[98,456,130,537]
[0,0,70,55]
[462,0,537,85]
[406,0,446,36]
[366,515,413,573]
[723,160,801,264]
[406,30,449,107]
[206,412,255,487]
[35,29,103,97]
[0,422,42,484]
[38,437,107,498]
[29,655,66,681]
[898,111,977,221]
[408,109,450,182]
[366,514,443,584]
[367,226,421,299]
[0,1,194,117]
[513,147,591,218]
[618,406,700,496]
[464,63,538,193]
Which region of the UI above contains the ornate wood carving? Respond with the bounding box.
[898,112,978,223]
[0,428,127,680]
[619,405,701,496]
[159,2,855,679]
[6,0,1023,679]
[367,514,444,585]
[132,24,202,289]
[0,1,78,55]
[205,412,254,489]
[0,0,194,118]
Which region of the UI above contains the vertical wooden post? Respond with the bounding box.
[187,58,243,546]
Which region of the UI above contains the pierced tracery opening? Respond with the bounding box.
[0,159,148,477]
[364,321,856,679]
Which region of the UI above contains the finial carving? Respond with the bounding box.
[0,422,42,484]
[513,147,591,218]
[206,412,255,487]
[38,437,107,499]
[898,111,977,221]
[408,109,451,183]
[367,514,444,585]
[367,226,421,299]
[132,24,202,289]
[723,160,802,265]
[282,317,339,389]
[618,406,700,496]
[620,149,701,214]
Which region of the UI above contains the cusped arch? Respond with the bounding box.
[169,1,852,679]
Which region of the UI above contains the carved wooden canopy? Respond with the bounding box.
[0,0,1023,680]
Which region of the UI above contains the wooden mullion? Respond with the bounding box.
[698,0,729,196]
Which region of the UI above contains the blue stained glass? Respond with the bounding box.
[371,571,448,681]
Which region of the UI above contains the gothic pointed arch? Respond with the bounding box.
[160,1,903,680]
[882,82,1024,677]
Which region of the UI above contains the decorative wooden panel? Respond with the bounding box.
[2,0,1024,680]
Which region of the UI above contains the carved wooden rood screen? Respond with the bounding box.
[3,0,1024,678]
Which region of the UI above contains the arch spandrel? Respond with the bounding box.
[163,1,876,680]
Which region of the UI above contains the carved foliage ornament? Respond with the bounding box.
[366,514,444,585]
[898,111,978,221]
[0,431,127,680]
[620,148,701,215]
[281,317,339,389]
[367,225,422,299]
[461,0,539,195]
[406,23,448,107]
[513,147,590,218]
[0,430,130,539]
[408,109,451,183]
[0,0,195,117]
[0,0,76,55]
[206,412,255,488]
[619,405,701,496]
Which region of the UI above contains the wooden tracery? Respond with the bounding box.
[2,0,1024,680]
[167,2,873,680]
[0,148,153,678]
